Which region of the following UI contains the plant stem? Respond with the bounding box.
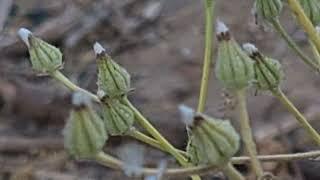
[50,70,100,102]
[287,0,320,53]
[272,88,320,145]
[127,128,188,157]
[94,150,320,177]
[123,98,201,180]
[49,70,200,179]
[235,89,264,177]
[222,163,245,180]
[270,19,320,72]
[197,0,215,112]
[309,40,320,66]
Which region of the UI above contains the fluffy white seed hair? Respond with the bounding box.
[216,19,229,34]
[71,91,91,107]
[316,26,320,34]
[242,43,259,56]
[93,42,105,55]
[18,28,32,47]
[178,104,195,126]
[118,143,144,177]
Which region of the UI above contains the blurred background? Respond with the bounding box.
[0,0,320,179]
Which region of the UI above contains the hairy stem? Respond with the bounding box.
[235,89,264,177]
[287,0,320,53]
[272,88,320,145]
[123,98,201,180]
[127,128,188,156]
[94,150,320,177]
[197,0,215,112]
[270,19,320,72]
[50,71,100,102]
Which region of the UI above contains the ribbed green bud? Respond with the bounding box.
[18,28,63,75]
[64,92,108,159]
[299,0,320,25]
[254,0,283,22]
[100,96,135,136]
[215,21,255,91]
[94,42,131,98]
[186,114,240,166]
[243,43,283,91]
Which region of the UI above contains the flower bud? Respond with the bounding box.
[100,98,135,135]
[94,42,131,98]
[64,92,108,159]
[299,0,320,25]
[254,0,283,23]
[18,28,63,75]
[215,21,255,91]
[243,43,283,91]
[186,114,240,166]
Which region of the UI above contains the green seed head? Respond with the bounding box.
[254,0,283,23]
[18,28,63,75]
[243,43,283,91]
[100,97,135,136]
[215,21,255,91]
[299,0,320,25]
[186,114,240,166]
[64,92,108,159]
[94,42,131,98]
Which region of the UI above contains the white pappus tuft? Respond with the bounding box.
[18,28,32,48]
[144,160,167,180]
[71,91,92,107]
[118,143,144,177]
[93,42,106,55]
[316,26,320,34]
[178,104,195,126]
[242,43,259,56]
[216,19,229,35]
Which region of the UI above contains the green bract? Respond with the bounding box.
[187,114,240,166]
[101,98,135,136]
[254,0,283,22]
[299,0,320,25]
[243,43,283,91]
[95,42,131,98]
[18,28,63,75]
[215,21,255,91]
[64,92,108,159]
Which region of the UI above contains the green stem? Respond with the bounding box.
[309,40,320,66]
[94,150,320,177]
[50,70,100,102]
[123,98,201,180]
[287,0,320,53]
[222,163,245,180]
[127,128,188,157]
[197,0,215,112]
[272,88,320,145]
[235,89,264,177]
[270,19,320,72]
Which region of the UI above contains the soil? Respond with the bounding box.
[0,0,319,179]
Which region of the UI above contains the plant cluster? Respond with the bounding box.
[17,0,320,179]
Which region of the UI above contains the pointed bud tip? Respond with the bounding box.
[93,42,105,55]
[18,28,32,47]
[216,20,229,35]
[71,91,92,108]
[178,104,194,126]
[242,43,259,56]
